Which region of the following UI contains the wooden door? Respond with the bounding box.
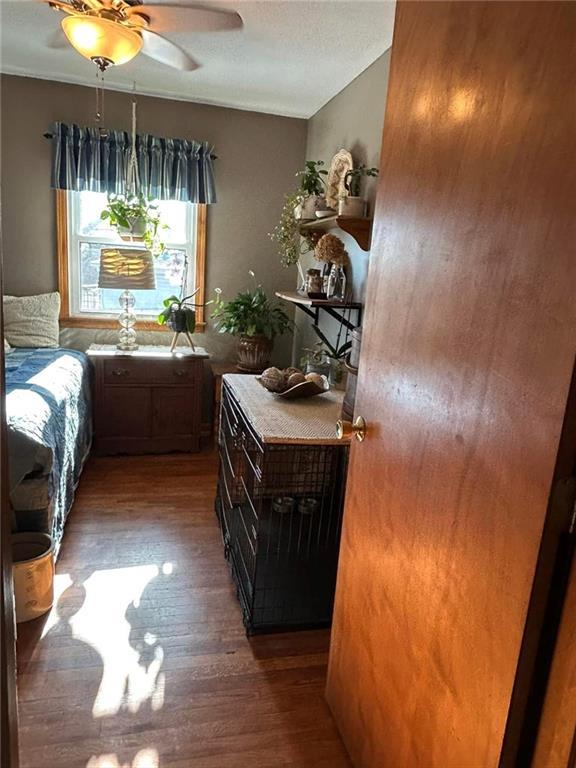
[326,2,576,767]
[532,553,576,767]
[0,215,19,765]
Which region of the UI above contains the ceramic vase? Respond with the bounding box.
[295,195,327,220]
[237,334,273,373]
[338,196,366,217]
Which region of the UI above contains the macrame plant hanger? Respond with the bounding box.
[111,85,147,353]
[126,84,140,199]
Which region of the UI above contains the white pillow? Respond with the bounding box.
[4,338,12,354]
[3,292,60,348]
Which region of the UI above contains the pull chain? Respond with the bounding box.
[95,69,107,137]
[95,69,101,123]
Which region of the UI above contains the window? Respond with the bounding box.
[57,190,207,330]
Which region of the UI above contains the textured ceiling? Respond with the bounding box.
[0,0,395,118]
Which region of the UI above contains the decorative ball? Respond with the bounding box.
[284,366,302,377]
[305,372,325,388]
[287,372,306,388]
[261,367,286,392]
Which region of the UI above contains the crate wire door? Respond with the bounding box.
[216,381,349,634]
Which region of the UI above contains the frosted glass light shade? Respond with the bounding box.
[61,16,142,67]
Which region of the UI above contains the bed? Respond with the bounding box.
[5,347,92,553]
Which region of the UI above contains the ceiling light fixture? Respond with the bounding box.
[61,16,143,71]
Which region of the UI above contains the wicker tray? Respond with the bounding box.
[256,375,329,400]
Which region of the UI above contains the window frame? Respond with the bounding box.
[56,189,207,331]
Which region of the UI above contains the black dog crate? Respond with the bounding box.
[216,380,349,634]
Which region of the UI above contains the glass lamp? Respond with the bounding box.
[98,248,156,351]
[61,16,143,71]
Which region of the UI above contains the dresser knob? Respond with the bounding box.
[112,368,128,377]
[174,370,186,377]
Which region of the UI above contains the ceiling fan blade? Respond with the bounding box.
[46,26,69,48]
[140,28,200,71]
[126,4,243,34]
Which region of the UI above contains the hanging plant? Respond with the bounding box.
[269,190,316,267]
[101,193,167,254]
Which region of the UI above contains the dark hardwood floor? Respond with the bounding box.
[16,451,350,768]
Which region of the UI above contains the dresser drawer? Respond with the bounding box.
[102,357,202,386]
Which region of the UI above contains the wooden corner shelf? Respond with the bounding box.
[299,216,373,251]
[275,291,362,332]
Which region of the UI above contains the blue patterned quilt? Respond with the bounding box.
[5,348,92,548]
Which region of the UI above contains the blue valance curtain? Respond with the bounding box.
[49,122,217,203]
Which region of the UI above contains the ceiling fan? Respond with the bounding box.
[43,0,243,72]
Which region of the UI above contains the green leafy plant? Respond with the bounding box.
[212,274,292,339]
[343,165,379,197]
[101,193,166,253]
[157,288,205,333]
[269,190,315,267]
[310,324,352,360]
[296,160,328,196]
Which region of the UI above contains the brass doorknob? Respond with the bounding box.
[336,416,367,443]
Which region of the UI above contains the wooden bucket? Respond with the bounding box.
[12,532,54,623]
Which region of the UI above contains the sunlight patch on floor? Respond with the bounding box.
[41,572,74,638]
[86,747,159,768]
[68,564,166,718]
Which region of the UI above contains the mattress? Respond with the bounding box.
[5,347,92,549]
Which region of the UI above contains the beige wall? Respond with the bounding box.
[294,51,391,362]
[0,74,307,364]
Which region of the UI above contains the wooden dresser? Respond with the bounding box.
[216,374,350,634]
[88,345,209,455]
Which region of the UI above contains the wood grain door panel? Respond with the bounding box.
[98,388,152,438]
[326,2,576,767]
[152,388,197,438]
[532,555,576,767]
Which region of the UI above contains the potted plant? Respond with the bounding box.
[101,193,166,254]
[212,274,292,372]
[338,165,379,217]
[294,160,328,220]
[310,324,352,389]
[157,290,200,335]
